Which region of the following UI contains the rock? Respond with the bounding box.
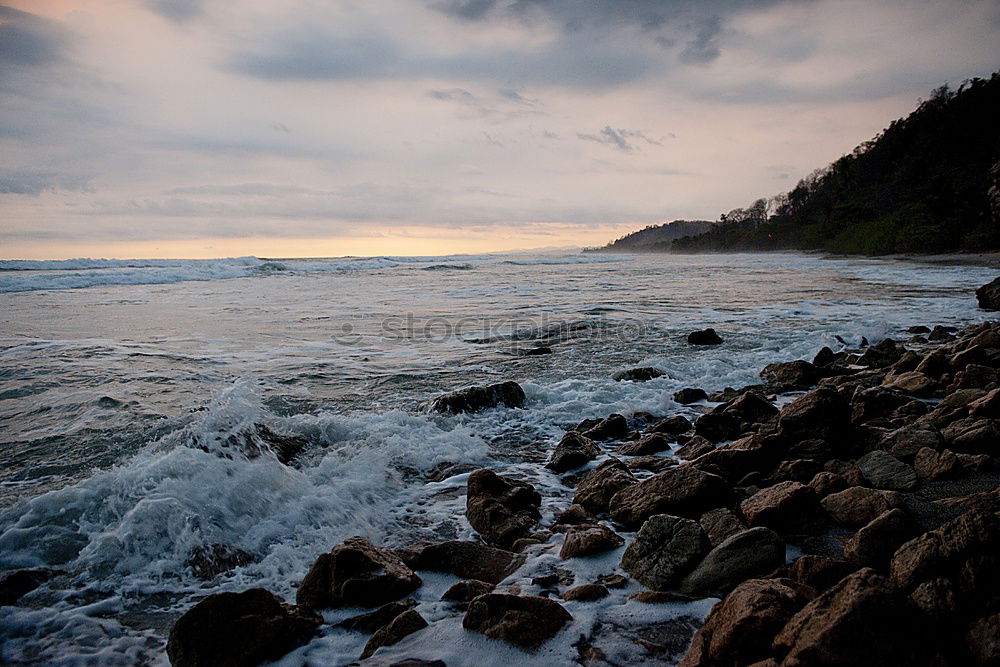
[336,599,418,633]
[625,455,676,472]
[976,277,1000,310]
[941,417,1000,454]
[909,578,960,621]
[361,609,428,659]
[463,594,572,650]
[428,380,525,413]
[761,360,819,389]
[562,583,609,602]
[400,540,525,584]
[699,507,747,547]
[858,338,905,368]
[679,527,785,597]
[674,388,708,404]
[883,370,935,396]
[913,447,964,480]
[609,465,730,527]
[807,471,846,498]
[967,612,1000,665]
[628,590,698,603]
[522,345,552,356]
[694,412,742,443]
[774,569,931,666]
[560,524,625,559]
[856,450,918,491]
[813,346,840,367]
[186,544,253,580]
[879,423,944,460]
[692,432,784,481]
[466,468,541,549]
[820,486,904,527]
[929,325,957,341]
[778,387,850,441]
[788,555,855,593]
[554,503,594,526]
[572,459,637,514]
[616,432,673,456]
[915,349,952,379]
[950,363,1000,391]
[740,481,821,535]
[763,459,822,484]
[678,579,812,667]
[968,387,1000,417]
[614,367,664,382]
[297,537,421,610]
[442,579,495,603]
[0,568,59,606]
[167,588,321,667]
[546,432,600,472]
[389,660,445,667]
[647,415,694,435]
[425,461,479,483]
[924,388,986,426]
[851,386,912,425]
[620,514,709,590]
[722,392,780,426]
[676,436,715,460]
[688,328,723,345]
[596,573,629,588]
[843,508,914,569]
[576,413,628,440]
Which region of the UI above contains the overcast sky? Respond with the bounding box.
[1,0,997,258]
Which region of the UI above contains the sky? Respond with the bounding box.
[0,0,997,259]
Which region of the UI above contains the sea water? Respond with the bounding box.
[0,251,994,664]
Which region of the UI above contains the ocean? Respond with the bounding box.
[0,251,994,665]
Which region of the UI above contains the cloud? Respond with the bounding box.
[679,16,722,64]
[577,126,664,152]
[0,5,70,68]
[428,87,542,121]
[145,0,205,22]
[0,170,91,195]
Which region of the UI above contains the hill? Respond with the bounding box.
[585,220,715,252]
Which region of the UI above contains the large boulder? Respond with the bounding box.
[428,381,525,413]
[546,432,600,472]
[0,568,59,606]
[398,541,524,584]
[614,367,664,382]
[857,338,905,369]
[572,459,637,514]
[297,537,422,610]
[647,415,694,435]
[699,507,747,547]
[674,388,708,404]
[761,360,820,389]
[879,423,943,459]
[787,555,856,593]
[843,508,915,570]
[609,465,729,528]
[676,436,715,461]
[692,432,784,480]
[167,588,321,667]
[778,388,850,442]
[620,514,709,590]
[975,277,1000,310]
[855,450,918,491]
[560,523,625,559]
[575,413,628,440]
[360,609,428,659]
[721,392,780,429]
[335,599,417,633]
[694,413,741,443]
[616,432,673,456]
[679,578,813,667]
[772,568,932,667]
[883,371,935,397]
[820,486,904,528]
[466,468,541,548]
[463,594,572,649]
[740,481,821,535]
[941,417,1000,454]
[688,328,723,345]
[679,527,785,597]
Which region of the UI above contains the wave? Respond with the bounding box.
[500,256,629,266]
[420,263,475,271]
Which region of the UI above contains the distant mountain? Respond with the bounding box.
[585,220,715,252]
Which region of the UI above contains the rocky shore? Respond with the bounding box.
[12,281,999,665]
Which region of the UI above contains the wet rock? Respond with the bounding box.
[572,459,637,514]
[425,461,479,483]
[820,486,904,527]
[843,508,914,570]
[625,455,676,472]
[628,590,698,603]
[674,388,708,404]
[428,380,525,413]
[647,415,693,435]
[694,412,741,443]
[813,346,841,367]
[554,503,594,526]
[463,594,572,650]
[400,540,524,584]
[879,423,944,459]
[915,349,951,379]
[858,338,905,368]
[596,573,629,589]
[297,537,422,610]
[167,588,321,667]
[361,609,428,659]
[560,524,625,559]
[575,413,628,440]
[562,583,609,602]
[614,367,664,382]
[740,481,821,535]
[968,387,1000,417]
[679,527,785,597]
[336,599,418,633]
[763,459,822,484]
[620,514,709,590]
[609,465,729,528]
[466,468,541,549]
[721,392,779,427]
[761,360,819,389]
[924,388,986,426]
[0,568,59,606]
[778,387,850,441]
[807,471,846,498]
[679,578,812,667]
[390,660,446,667]
[616,432,673,456]
[546,432,600,472]
[909,578,960,621]
[913,447,964,480]
[688,328,723,345]
[442,579,495,603]
[693,432,784,482]
[950,363,1000,391]
[211,423,309,464]
[883,370,935,396]
[851,386,912,425]
[521,345,552,356]
[186,544,253,580]
[967,612,1000,665]
[929,325,957,341]
[772,568,931,667]
[941,417,1000,454]
[856,450,918,491]
[676,436,714,460]
[788,555,856,593]
[699,507,747,547]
